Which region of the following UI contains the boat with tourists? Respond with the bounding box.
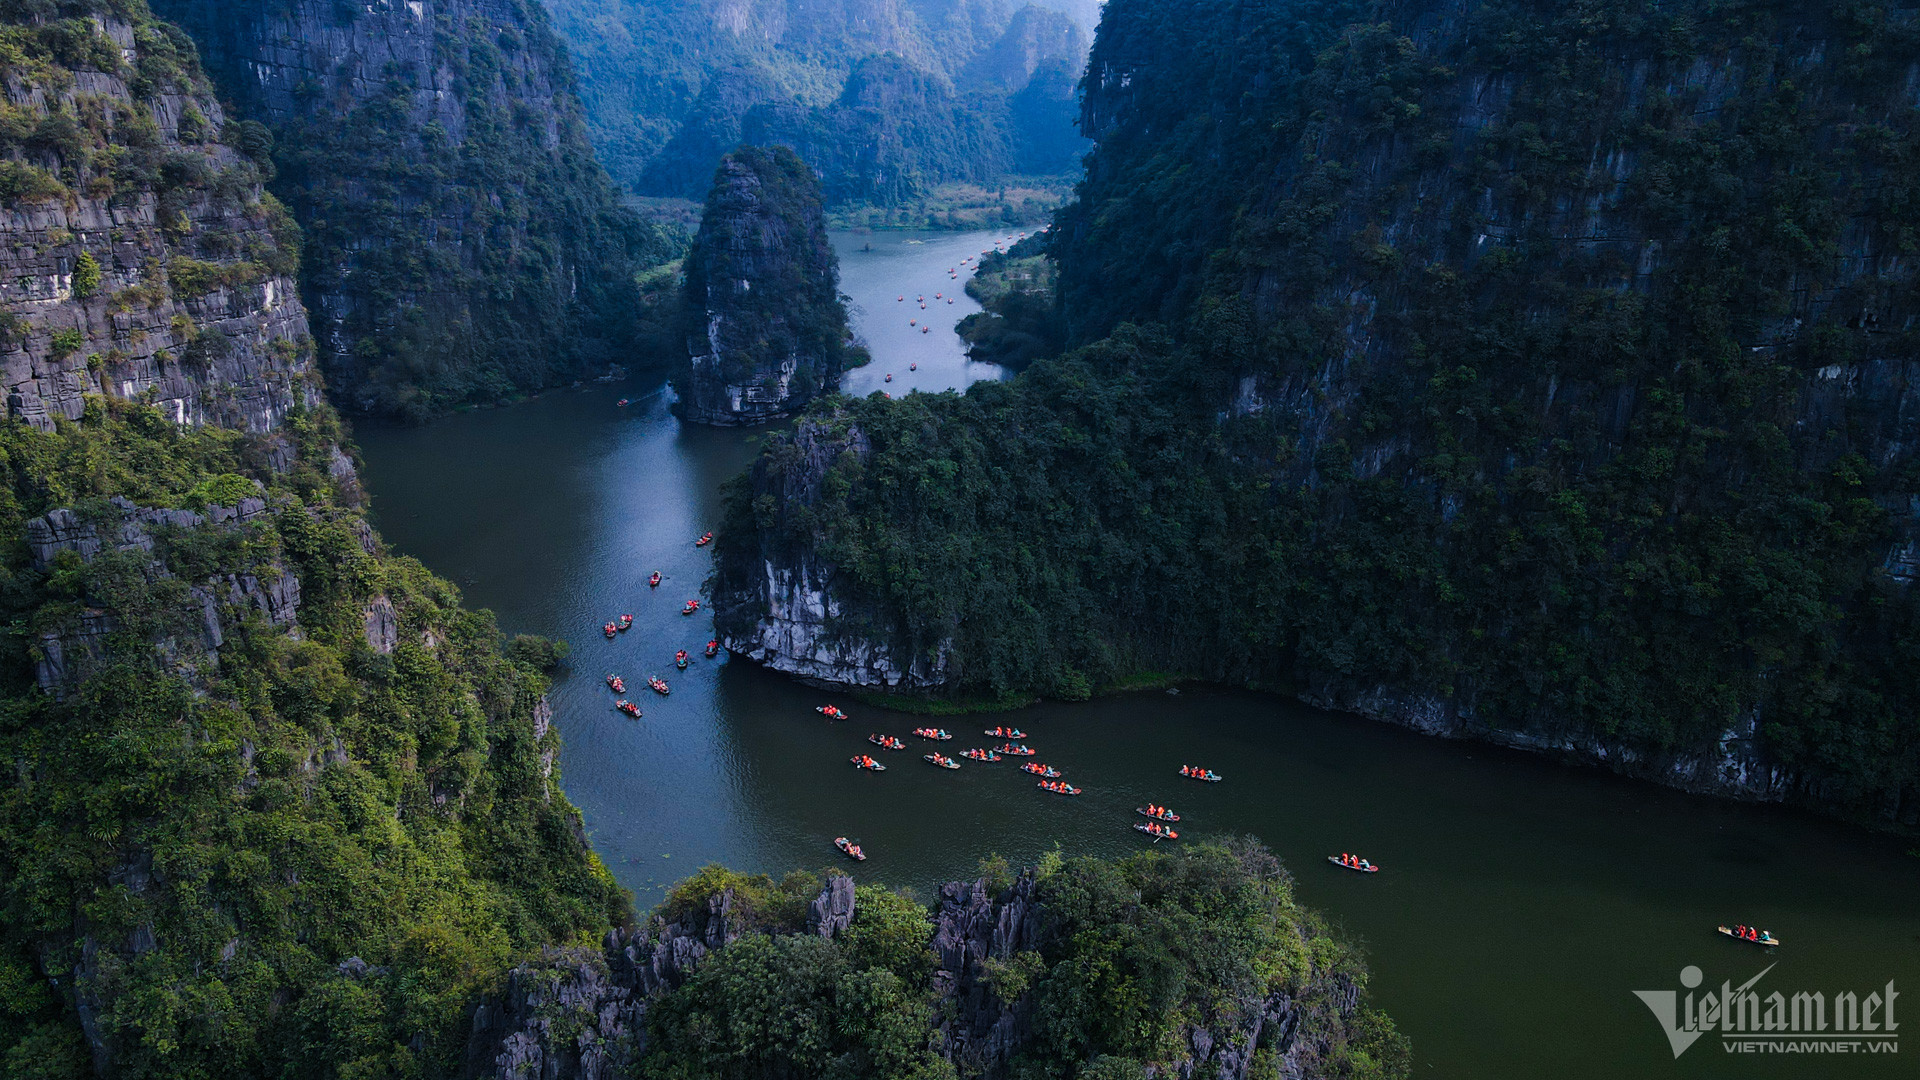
[705,639,719,658]
[649,571,661,588]
[913,727,952,740]
[835,837,867,861]
[999,743,1036,756]
[1135,820,1178,839]
[986,727,1026,739]
[961,748,1001,762]
[675,649,689,669]
[1329,854,1378,873]
[850,755,886,771]
[869,734,906,750]
[682,600,701,615]
[925,753,961,770]
[1179,765,1222,782]
[602,621,618,639]
[695,531,713,547]
[605,674,626,694]
[616,700,641,718]
[647,676,670,696]
[617,613,633,631]
[1717,925,1781,947]
[816,704,847,720]
[1020,762,1061,778]
[1136,805,1179,822]
[1038,780,1081,796]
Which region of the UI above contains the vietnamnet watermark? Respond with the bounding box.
[1636,965,1898,1057]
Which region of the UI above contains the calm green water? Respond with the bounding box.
[356,229,1918,1079]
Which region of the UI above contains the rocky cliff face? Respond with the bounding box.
[1,4,315,434]
[149,0,667,419]
[680,144,849,425]
[466,865,1380,1080]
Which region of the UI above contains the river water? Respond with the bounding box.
[356,229,1918,1080]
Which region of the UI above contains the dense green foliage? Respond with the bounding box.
[636,842,1406,1080]
[0,398,627,1077]
[720,0,1920,824]
[959,234,1063,368]
[544,0,1092,206]
[150,0,678,419]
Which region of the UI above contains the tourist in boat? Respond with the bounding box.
[618,614,633,630]
[682,600,700,615]
[909,363,917,370]
[649,572,661,588]
[706,639,719,657]
[885,373,893,382]
[603,622,618,639]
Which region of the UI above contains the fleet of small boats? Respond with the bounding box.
[835,836,867,861]
[925,753,960,770]
[913,727,952,740]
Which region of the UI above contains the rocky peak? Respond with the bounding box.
[679,144,850,425]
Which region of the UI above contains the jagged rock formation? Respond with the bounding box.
[0,4,315,432]
[149,0,672,418]
[467,853,1391,1080]
[679,145,850,425]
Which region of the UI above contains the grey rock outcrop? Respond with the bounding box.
[0,15,315,433]
[28,496,299,697]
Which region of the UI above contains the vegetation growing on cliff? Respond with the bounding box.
[543,0,1092,207]
[0,398,626,1078]
[678,145,853,423]
[717,0,1920,826]
[150,0,680,419]
[636,841,1407,1080]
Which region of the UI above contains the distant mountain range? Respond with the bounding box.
[545,0,1097,203]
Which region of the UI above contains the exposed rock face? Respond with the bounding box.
[0,11,315,432]
[711,418,950,685]
[680,145,849,425]
[468,870,1377,1080]
[27,495,300,698]
[150,0,665,418]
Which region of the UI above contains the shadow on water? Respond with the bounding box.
[355,230,1919,1080]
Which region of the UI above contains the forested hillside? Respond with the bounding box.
[149,0,675,419]
[0,3,624,1073]
[544,0,1093,205]
[714,0,1920,829]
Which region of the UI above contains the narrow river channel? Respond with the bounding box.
[356,228,1918,1080]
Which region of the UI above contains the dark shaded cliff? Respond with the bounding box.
[466,844,1407,1080]
[679,145,851,425]
[544,0,1091,205]
[149,0,675,419]
[714,0,1920,830]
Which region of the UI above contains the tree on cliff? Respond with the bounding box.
[679,145,853,426]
